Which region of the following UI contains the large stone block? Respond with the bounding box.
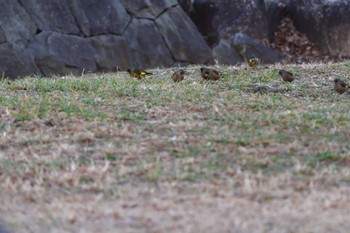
[232,32,283,64]
[212,39,242,65]
[188,0,271,46]
[69,0,131,36]
[28,32,97,76]
[90,35,132,71]
[0,43,39,78]
[178,0,193,13]
[0,1,37,44]
[19,0,81,35]
[121,0,177,18]
[124,19,173,68]
[155,6,212,64]
[264,0,285,39]
[289,0,350,56]
[0,224,8,233]
[0,27,6,44]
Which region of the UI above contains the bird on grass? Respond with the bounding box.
[172,69,186,82]
[247,56,260,67]
[127,68,153,79]
[200,67,222,81]
[278,69,295,82]
[334,78,349,94]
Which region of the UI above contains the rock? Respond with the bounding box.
[0,225,8,233]
[90,35,132,71]
[19,0,81,35]
[2,0,349,78]
[120,0,178,19]
[186,0,218,46]
[0,43,39,79]
[124,19,173,68]
[232,32,283,64]
[0,28,6,44]
[0,1,37,44]
[27,32,97,76]
[288,0,350,56]
[178,0,194,13]
[188,0,272,46]
[155,6,212,64]
[69,0,131,36]
[0,0,218,77]
[212,39,242,65]
[171,61,191,68]
[264,0,286,39]
[182,0,286,64]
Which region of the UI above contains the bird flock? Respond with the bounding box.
[126,56,349,95]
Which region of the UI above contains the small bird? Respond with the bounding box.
[278,69,295,82]
[247,56,260,67]
[172,69,186,82]
[127,68,153,79]
[334,78,349,94]
[200,67,222,81]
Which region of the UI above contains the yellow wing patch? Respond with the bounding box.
[127,69,153,79]
[247,56,260,67]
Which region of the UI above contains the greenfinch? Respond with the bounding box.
[127,69,153,79]
[172,69,186,82]
[334,78,349,94]
[278,69,295,82]
[247,56,260,67]
[200,67,222,81]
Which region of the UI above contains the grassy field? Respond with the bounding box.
[1,62,350,233]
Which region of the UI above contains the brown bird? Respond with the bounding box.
[127,68,153,79]
[200,67,222,81]
[334,78,349,94]
[172,69,186,82]
[278,69,295,82]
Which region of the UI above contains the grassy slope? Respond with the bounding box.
[1,62,350,233]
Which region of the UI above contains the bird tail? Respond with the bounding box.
[142,71,153,76]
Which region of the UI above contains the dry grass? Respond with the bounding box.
[1,62,350,233]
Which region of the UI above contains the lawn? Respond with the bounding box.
[1,62,350,233]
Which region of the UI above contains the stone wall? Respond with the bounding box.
[182,0,350,64]
[0,0,212,78]
[0,0,349,78]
